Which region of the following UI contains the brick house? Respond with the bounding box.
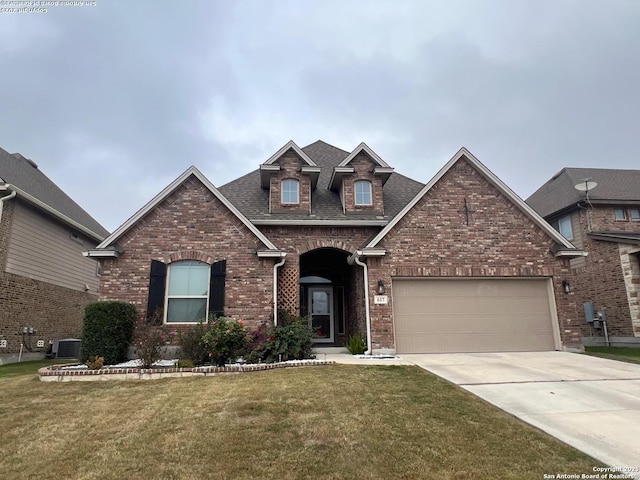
[0,147,109,364]
[527,168,640,346]
[86,141,586,354]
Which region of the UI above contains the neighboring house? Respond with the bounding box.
[527,168,640,346]
[86,141,586,354]
[0,147,109,364]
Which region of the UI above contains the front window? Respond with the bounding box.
[281,179,299,204]
[558,215,573,240]
[615,208,627,221]
[354,180,372,206]
[630,208,640,221]
[166,261,209,323]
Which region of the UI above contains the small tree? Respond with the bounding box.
[80,302,136,365]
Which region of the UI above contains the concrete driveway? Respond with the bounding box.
[402,351,640,476]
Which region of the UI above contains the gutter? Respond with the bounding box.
[0,189,17,223]
[272,253,287,326]
[347,251,373,355]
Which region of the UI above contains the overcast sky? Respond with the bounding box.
[1,0,639,233]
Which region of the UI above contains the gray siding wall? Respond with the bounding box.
[5,201,100,293]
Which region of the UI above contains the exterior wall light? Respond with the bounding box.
[377,280,385,295]
[562,280,571,294]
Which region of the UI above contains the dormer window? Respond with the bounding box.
[281,179,299,204]
[354,180,372,206]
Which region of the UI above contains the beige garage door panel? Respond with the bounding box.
[393,279,555,354]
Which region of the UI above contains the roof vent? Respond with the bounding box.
[11,153,38,169]
[11,153,38,168]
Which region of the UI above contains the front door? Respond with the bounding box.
[309,287,333,343]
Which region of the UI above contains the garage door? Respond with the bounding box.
[393,278,556,353]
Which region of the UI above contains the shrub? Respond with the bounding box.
[244,322,276,364]
[346,335,367,355]
[244,315,315,364]
[178,322,209,366]
[201,316,248,367]
[177,358,194,368]
[133,322,174,369]
[85,355,104,370]
[274,315,315,361]
[80,302,136,365]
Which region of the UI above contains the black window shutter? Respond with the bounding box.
[209,259,226,318]
[146,260,167,323]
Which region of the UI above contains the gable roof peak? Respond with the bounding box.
[337,142,391,168]
[365,147,577,251]
[94,164,278,252]
[262,140,318,167]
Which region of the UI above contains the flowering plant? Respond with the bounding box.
[201,316,248,367]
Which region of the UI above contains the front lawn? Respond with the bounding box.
[584,346,640,365]
[0,359,71,379]
[0,364,599,479]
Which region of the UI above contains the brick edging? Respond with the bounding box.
[38,361,334,382]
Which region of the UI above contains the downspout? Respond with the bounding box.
[348,252,372,355]
[0,188,17,223]
[273,253,286,326]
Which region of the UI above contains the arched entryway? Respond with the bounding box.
[299,248,363,346]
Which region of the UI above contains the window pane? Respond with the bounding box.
[281,179,299,204]
[168,261,208,296]
[167,298,207,323]
[558,215,573,240]
[630,209,640,220]
[355,181,372,205]
[615,208,626,220]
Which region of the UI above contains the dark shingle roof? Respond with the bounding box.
[218,140,425,222]
[0,146,109,239]
[527,167,640,218]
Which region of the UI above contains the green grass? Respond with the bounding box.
[0,359,73,379]
[584,346,640,365]
[0,364,601,480]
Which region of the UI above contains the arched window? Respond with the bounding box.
[281,178,299,204]
[354,180,372,206]
[165,260,209,323]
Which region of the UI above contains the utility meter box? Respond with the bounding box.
[583,302,595,323]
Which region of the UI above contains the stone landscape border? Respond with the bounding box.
[39,360,334,382]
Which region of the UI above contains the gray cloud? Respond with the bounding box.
[1,0,639,231]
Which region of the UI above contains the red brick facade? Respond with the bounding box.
[341,153,384,215]
[98,177,274,327]
[366,159,582,350]
[94,151,585,353]
[559,205,640,337]
[269,152,312,214]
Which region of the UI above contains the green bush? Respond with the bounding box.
[80,302,136,365]
[178,322,209,366]
[346,335,367,355]
[244,315,315,364]
[201,316,248,367]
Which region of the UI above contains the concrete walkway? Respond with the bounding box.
[328,351,640,476]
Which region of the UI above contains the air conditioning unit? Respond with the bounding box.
[52,338,81,359]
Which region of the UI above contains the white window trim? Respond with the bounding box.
[558,215,573,240]
[629,208,640,221]
[614,208,627,221]
[281,179,299,205]
[164,261,210,324]
[354,180,372,206]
